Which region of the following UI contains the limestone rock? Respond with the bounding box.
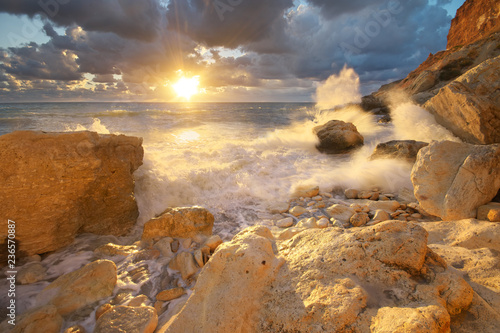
[268,202,290,214]
[276,217,294,228]
[157,288,186,301]
[142,206,214,240]
[0,131,143,257]
[94,306,158,333]
[408,70,438,94]
[296,217,317,228]
[477,202,500,222]
[424,56,500,144]
[289,205,307,217]
[366,200,400,213]
[313,120,364,154]
[168,252,198,280]
[158,222,473,333]
[419,219,500,252]
[370,140,429,163]
[204,235,223,252]
[412,141,500,220]
[372,210,391,222]
[350,212,369,227]
[158,226,284,333]
[326,204,355,222]
[447,0,500,49]
[371,305,451,333]
[127,295,150,307]
[292,185,319,198]
[17,262,46,285]
[154,237,175,258]
[36,260,117,316]
[0,305,63,333]
[344,188,358,199]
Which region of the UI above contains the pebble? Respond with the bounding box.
[169,252,198,280]
[370,192,380,201]
[316,202,326,209]
[171,240,180,253]
[156,287,186,301]
[372,210,391,222]
[204,235,223,252]
[312,196,323,201]
[269,202,290,214]
[289,206,308,217]
[296,217,317,229]
[154,237,174,259]
[350,213,370,227]
[344,189,358,199]
[307,201,316,207]
[276,217,294,228]
[317,218,329,228]
[127,295,149,307]
[194,249,204,267]
[357,191,372,199]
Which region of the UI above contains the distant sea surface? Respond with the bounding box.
[0,101,435,237]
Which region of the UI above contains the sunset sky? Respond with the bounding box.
[0,0,464,102]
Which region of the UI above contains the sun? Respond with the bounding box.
[173,76,200,100]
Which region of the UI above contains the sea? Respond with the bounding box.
[0,101,458,330]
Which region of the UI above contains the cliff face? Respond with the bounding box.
[447,0,500,49]
[369,0,500,144]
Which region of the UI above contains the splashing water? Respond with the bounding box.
[315,66,362,110]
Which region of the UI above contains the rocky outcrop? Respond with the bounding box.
[370,140,429,162]
[0,131,144,257]
[411,141,500,220]
[142,206,214,240]
[36,260,117,316]
[419,219,500,332]
[424,56,500,144]
[313,120,364,154]
[447,0,500,49]
[159,222,474,332]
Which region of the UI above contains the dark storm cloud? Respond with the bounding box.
[0,0,162,41]
[0,42,81,81]
[0,0,459,100]
[166,0,294,48]
[307,0,388,18]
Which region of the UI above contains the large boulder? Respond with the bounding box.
[158,222,474,332]
[313,120,364,154]
[0,131,144,257]
[142,206,214,240]
[424,56,500,144]
[370,140,429,162]
[36,260,117,316]
[411,141,500,220]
